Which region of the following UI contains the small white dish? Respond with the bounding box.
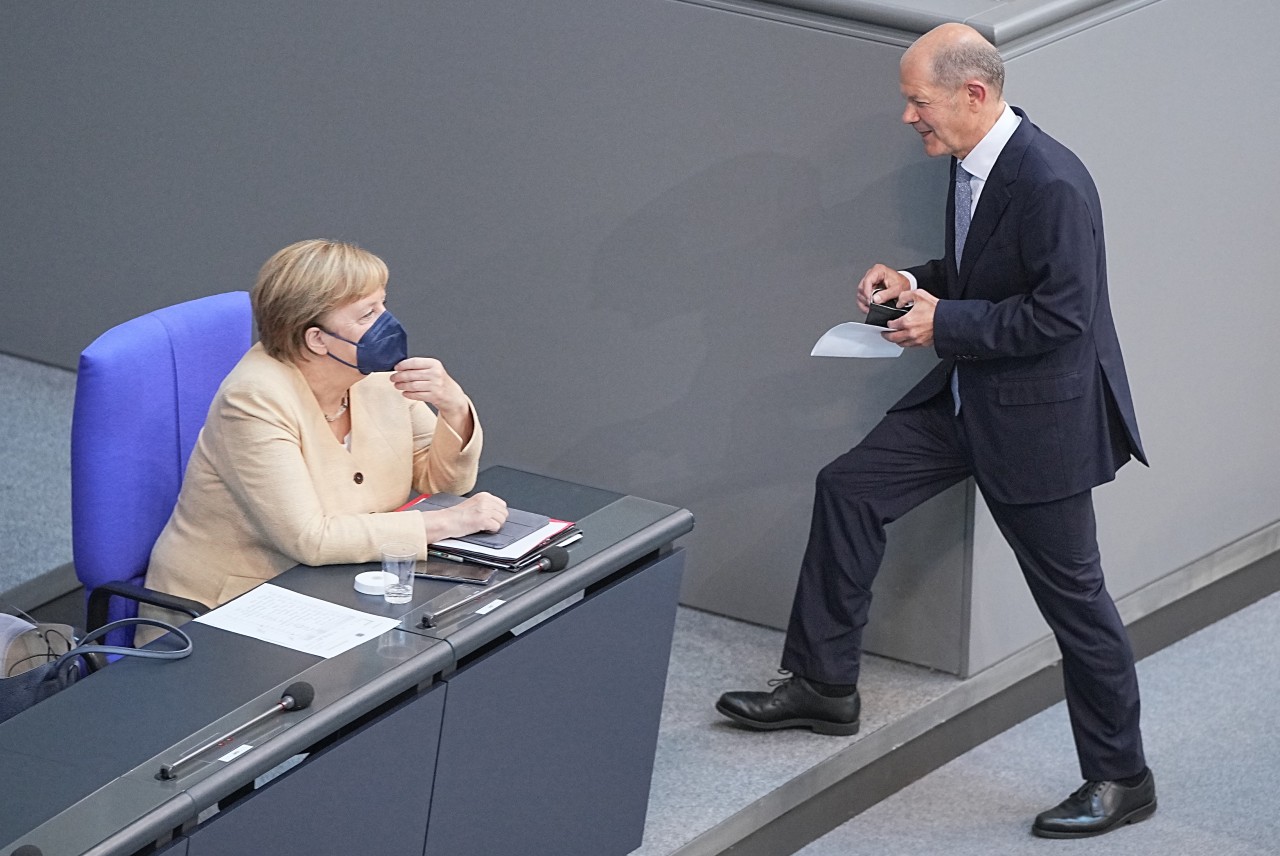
[354,570,396,595]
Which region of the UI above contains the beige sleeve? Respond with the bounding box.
[409,397,483,495]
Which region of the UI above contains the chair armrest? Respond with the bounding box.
[86,580,209,634]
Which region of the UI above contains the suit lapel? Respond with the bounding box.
[946,159,959,294]
[956,114,1035,296]
[957,179,1011,292]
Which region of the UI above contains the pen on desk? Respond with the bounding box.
[428,549,465,563]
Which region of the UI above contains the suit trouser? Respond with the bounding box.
[780,392,1145,781]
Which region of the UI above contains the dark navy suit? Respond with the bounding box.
[782,109,1147,780]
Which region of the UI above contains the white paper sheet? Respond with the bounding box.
[194,584,401,658]
[811,322,903,358]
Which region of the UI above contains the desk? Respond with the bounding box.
[0,468,693,856]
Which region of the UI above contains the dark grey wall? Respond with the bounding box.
[6,0,1271,654]
[1,0,958,631]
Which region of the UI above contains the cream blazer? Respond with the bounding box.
[140,343,481,631]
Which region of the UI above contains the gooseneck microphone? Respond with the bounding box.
[526,547,570,574]
[158,681,315,780]
[278,681,315,711]
[421,547,570,628]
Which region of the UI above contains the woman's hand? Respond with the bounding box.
[391,357,466,411]
[391,357,474,439]
[422,492,509,542]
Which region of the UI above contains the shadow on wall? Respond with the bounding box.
[553,147,943,523]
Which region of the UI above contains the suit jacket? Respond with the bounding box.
[896,107,1145,505]
[143,343,483,612]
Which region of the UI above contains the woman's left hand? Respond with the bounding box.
[390,358,469,419]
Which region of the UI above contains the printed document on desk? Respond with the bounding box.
[811,322,903,358]
[194,584,401,658]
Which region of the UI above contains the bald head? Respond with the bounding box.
[903,23,1005,100]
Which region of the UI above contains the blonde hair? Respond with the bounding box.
[251,239,389,362]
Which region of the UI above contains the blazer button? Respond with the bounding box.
[353,472,364,484]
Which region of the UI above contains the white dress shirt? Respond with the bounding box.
[956,103,1021,219]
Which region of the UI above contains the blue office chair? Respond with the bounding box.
[71,291,253,647]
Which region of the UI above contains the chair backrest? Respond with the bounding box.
[71,292,252,641]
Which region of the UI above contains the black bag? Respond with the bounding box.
[0,613,193,724]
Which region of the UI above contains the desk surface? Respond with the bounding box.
[0,467,693,855]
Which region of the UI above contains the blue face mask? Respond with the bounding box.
[321,309,409,374]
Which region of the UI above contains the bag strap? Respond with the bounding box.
[49,617,193,674]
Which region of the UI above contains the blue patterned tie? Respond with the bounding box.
[951,165,973,414]
[954,164,973,266]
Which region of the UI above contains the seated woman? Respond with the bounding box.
[138,239,507,644]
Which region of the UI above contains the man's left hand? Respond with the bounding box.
[883,289,938,348]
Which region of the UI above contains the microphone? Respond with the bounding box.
[421,547,570,628]
[158,681,315,780]
[279,681,315,711]
[527,546,571,574]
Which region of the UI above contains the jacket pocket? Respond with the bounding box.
[997,371,1083,406]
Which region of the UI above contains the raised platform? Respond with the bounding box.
[640,542,1280,855]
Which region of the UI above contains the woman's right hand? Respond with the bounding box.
[424,492,508,542]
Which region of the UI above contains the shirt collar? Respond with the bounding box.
[959,103,1021,182]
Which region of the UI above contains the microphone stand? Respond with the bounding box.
[158,682,313,780]
[419,547,569,628]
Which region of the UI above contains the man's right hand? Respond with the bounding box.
[856,265,912,314]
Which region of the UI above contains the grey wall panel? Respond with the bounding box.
[0,0,953,633]
[964,0,1280,671]
[7,0,1267,655]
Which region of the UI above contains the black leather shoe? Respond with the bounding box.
[716,676,860,736]
[1032,768,1157,838]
